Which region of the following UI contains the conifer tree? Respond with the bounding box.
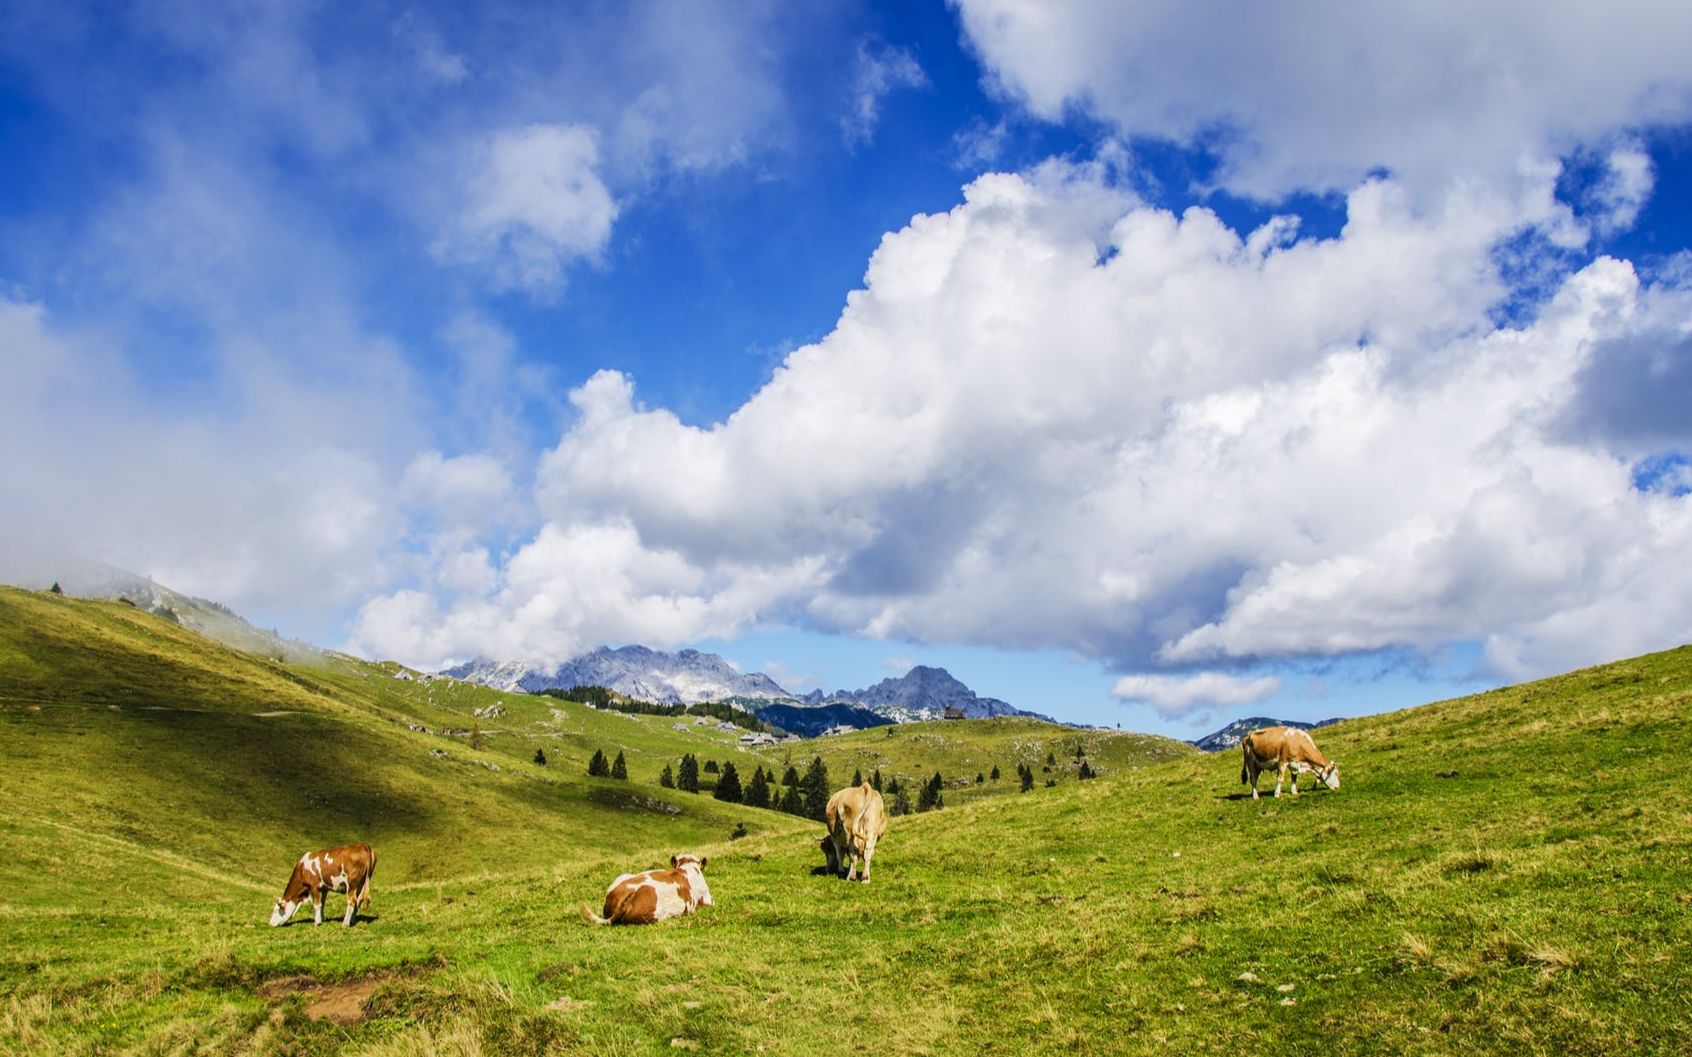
[1046,751,1057,767]
[588,749,609,777]
[976,772,984,784]
[744,766,772,809]
[660,764,675,788]
[871,769,883,792]
[704,759,720,774]
[781,765,800,786]
[533,748,547,767]
[611,751,628,780]
[852,767,864,787]
[678,754,700,793]
[891,786,913,816]
[990,764,1001,781]
[778,784,805,816]
[1020,763,1034,793]
[801,756,831,820]
[714,761,743,803]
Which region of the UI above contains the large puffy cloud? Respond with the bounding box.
[353,162,1692,676]
[951,0,1692,204]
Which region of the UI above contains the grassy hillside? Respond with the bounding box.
[2,586,1689,1055]
[0,587,806,892]
[752,716,1196,806]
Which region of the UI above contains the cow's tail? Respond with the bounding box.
[1239,742,1249,785]
[359,847,377,907]
[578,902,611,927]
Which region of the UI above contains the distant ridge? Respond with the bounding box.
[803,664,1053,724]
[443,645,789,706]
[0,557,322,664]
[444,647,1050,730]
[1190,715,1339,753]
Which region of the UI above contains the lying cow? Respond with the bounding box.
[1241,726,1340,799]
[580,854,713,925]
[821,782,889,882]
[269,843,376,927]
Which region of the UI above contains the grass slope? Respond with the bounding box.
[3,587,1689,1055]
[753,716,1195,806]
[0,588,805,893]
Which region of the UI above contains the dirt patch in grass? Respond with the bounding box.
[259,968,408,1025]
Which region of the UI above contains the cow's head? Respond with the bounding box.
[1319,763,1340,790]
[671,854,707,871]
[269,897,303,927]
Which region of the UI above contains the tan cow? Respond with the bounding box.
[821,782,889,882]
[580,854,713,925]
[269,843,376,927]
[1241,726,1340,800]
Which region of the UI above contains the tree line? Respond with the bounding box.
[533,686,765,731]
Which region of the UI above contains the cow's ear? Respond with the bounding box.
[671,855,679,868]
[699,857,707,869]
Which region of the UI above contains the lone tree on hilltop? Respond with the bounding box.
[588,749,609,777]
[611,751,628,780]
[678,754,700,793]
[49,582,62,595]
[533,748,547,767]
[801,756,831,821]
[714,762,743,803]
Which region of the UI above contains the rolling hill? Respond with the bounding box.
[2,585,1687,1055]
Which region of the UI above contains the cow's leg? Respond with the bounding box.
[1290,768,1300,795]
[1248,761,1261,800]
[312,888,324,926]
[1273,762,1287,798]
[860,834,877,883]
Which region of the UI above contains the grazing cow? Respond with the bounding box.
[580,854,713,926]
[821,782,890,883]
[270,843,376,927]
[1240,727,1340,800]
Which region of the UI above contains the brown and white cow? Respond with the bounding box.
[579,854,713,926]
[269,843,376,927]
[1240,726,1340,800]
[821,782,889,883]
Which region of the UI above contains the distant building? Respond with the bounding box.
[943,706,966,720]
[672,723,692,733]
[820,724,857,737]
[738,731,777,746]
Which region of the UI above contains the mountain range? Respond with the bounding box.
[1189,715,1339,752]
[443,647,1050,726]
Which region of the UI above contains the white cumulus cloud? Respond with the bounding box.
[354,160,1692,680]
[952,0,1692,205]
[1110,672,1282,719]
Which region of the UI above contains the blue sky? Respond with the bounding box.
[4,1,1692,735]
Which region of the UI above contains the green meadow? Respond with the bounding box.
[2,586,1689,1055]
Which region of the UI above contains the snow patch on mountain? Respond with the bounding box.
[443,645,790,706]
